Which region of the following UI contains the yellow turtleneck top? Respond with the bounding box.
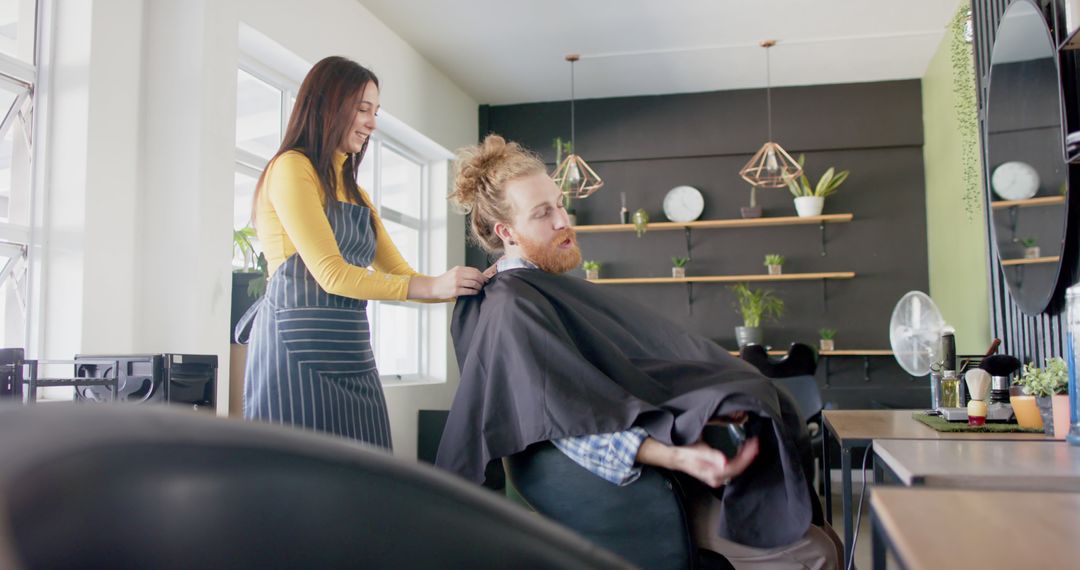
[255,150,421,301]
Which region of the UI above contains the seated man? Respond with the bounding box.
[437,135,841,569]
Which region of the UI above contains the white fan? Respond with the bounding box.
[889,291,946,377]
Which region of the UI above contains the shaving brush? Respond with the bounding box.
[980,354,1021,404]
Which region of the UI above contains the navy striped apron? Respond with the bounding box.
[236,201,392,449]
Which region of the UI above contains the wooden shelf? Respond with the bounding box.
[1001,256,1060,266]
[588,272,855,285]
[572,213,853,234]
[990,196,1066,210]
[1060,27,1080,51]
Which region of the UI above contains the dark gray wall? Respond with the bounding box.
[973,0,1080,362]
[472,80,932,409]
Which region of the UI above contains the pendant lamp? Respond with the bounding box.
[739,40,802,188]
[553,54,604,198]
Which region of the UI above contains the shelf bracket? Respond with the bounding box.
[1007,206,1019,241]
[819,223,827,257]
[686,282,693,316]
[821,278,828,313]
[823,356,831,388]
[684,228,693,261]
[863,357,872,383]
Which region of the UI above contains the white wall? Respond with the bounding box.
[38,0,475,459]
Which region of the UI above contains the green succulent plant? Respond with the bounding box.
[233,226,268,298]
[582,260,601,271]
[1019,237,1038,248]
[819,328,837,340]
[784,154,850,199]
[632,208,649,238]
[764,254,785,266]
[1015,357,1068,398]
[672,256,689,268]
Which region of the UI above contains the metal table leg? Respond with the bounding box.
[841,445,853,569]
[822,420,833,525]
[871,510,887,570]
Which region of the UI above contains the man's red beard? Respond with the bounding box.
[518,228,582,274]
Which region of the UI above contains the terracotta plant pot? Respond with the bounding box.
[672,267,686,278]
[1009,388,1043,430]
[794,196,824,217]
[767,265,782,275]
[1052,394,1071,439]
[585,269,598,280]
[819,339,835,352]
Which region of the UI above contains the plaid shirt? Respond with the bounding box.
[496,257,649,486]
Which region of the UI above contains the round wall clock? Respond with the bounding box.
[662,185,705,223]
[991,161,1039,201]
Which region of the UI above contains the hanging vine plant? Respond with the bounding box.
[950,6,983,220]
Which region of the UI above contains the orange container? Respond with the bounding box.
[1009,394,1043,430]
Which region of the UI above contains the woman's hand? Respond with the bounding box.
[408,266,488,299]
[636,436,760,488]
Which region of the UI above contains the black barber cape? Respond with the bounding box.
[435,268,812,548]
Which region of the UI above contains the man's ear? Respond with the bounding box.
[493,222,515,245]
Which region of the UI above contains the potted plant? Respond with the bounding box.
[553,137,577,225]
[672,256,689,278]
[632,208,649,238]
[583,260,601,280]
[764,254,785,275]
[741,185,762,219]
[784,154,850,217]
[231,227,268,339]
[729,282,784,348]
[1020,237,1040,259]
[1015,357,1069,437]
[819,328,836,352]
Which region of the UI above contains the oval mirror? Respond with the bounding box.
[986,0,1069,315]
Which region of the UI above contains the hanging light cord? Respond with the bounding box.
[570,58,576,150]
[765,44,773,142]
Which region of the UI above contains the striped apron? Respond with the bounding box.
[237,201,392,449]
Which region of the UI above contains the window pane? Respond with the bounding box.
[373,303,419,377]
[380,146,422,219]
[357,145,374,197]
[233,170,260,269]
[0,0,36,65]
[0,94,30,225]
[380,217,419,271]
[236,70,282,160]
[0,252,25,348]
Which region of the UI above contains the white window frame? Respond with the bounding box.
[235,45,449,385]
[1,0,45,352]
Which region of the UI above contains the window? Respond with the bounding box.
[0,0,38,349]
[233,61,436,383]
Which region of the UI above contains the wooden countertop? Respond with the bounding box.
[874,439,1080,492]
[822,409,1060,443]
[872,488,1080,570]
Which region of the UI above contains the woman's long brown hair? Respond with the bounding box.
[252,56,378,224]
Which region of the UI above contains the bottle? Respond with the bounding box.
[619,192,629,224]
[1067,284,1080,446]
[939,328,961,408]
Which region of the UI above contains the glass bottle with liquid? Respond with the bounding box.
[1067,283,1080,446]
[940,370,962,409]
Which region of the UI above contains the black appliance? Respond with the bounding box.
[74,354,217,412]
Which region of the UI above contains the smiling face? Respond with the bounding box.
[338,81,380,155]
[494,171,581,273]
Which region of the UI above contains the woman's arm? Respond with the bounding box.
[636,436,760,488]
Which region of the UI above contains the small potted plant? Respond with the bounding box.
[672,256,689,278]
[553,137,577,225]
[729,282,784,348]
[1020,237,1040,259]
[741,185,762,219]
[632,208,649,238]
[819,328,836,352]
[583,260,601,280]
[1015,357,1069,438]
[764,254,785,275]
[231,227,268,339]
[784,154,850,217]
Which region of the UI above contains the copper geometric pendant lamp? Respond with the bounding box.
[739,40,803,188]
[553,54,604,198]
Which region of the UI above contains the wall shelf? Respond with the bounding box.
[1000,256,1060,266]
[587,272,855,285]
[1059,27,1080,51]
[989,196,1066,210]
[572,213,853,233]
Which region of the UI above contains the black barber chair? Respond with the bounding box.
[0,405,634,570]
[505,442,735,570]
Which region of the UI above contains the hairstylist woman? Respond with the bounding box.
[237,56,486,449]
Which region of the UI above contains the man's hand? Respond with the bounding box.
[671,437,759,488]
[636,436,760,488]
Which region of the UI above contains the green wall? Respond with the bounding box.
[921,15,992,354]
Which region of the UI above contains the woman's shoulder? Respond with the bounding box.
[268,150,317,176]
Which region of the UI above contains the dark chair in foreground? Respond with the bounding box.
[505,442,735,570]
[0,405,634,570]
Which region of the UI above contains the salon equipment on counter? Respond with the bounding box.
[965,369,991,426]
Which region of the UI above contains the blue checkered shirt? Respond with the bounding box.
[496,257,650,486]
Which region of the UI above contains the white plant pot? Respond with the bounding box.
[672,267,686,278]
[767,265,782,275]
[585,268,598,280]
[794,196,825,217]
[1024,246,1041,259]
[820,339,835,352]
